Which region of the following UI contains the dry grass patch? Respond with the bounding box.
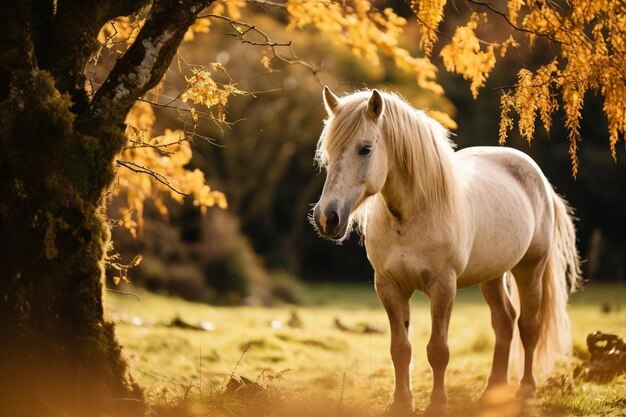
[108,284,626,416]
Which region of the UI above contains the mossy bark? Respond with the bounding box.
[0,1,212,415]
[0,70,144,417]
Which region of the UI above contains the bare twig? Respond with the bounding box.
[465,0,563,43]
[198,13,320,77]
[116,159,188,196]
[106,288,141,301]
[220,343,250,393]
[245,0,286,8]
[338,371,347,412]
[198,13,291,47]
[124,138,182,155]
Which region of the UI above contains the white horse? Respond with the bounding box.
[312,87,581,416]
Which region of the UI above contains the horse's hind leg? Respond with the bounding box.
[376,275,413,412]
[512,257,548,399]
[480,274,516,396]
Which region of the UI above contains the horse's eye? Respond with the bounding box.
[358,145,372,156]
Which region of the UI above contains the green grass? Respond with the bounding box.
[107,284,626,416]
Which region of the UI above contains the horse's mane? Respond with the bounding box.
[316,90,460,223]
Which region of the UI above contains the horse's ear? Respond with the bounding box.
[367,89,384,120]
[323,86,339,114]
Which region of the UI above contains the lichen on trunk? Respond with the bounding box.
[0,70,144,417]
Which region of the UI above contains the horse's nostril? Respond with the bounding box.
[327,210,339,228]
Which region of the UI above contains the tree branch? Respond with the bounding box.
[201,13,320,77]
[464,0,563,44]
[116,159,188,195]
[38,0,150,114]
[204,13,292,47]
[0,0,37,99]
[86,0,214,128]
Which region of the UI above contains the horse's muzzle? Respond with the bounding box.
[313,199,348,240]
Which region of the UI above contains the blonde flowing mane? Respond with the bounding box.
[316,90,459,214]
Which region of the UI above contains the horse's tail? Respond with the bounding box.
[549,192,583,294]
[509,191,582,378]
[536,192,582,374]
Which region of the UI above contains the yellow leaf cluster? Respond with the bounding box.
[180,66,243,123]
[285,0,442,94]
[114,102,227,237]
[410,0,626,174]
[184,18,211,42]
[260,54,272,70]
[513,0,624,174]
[499,92,515,146]
[499,60,558,145]
[97,15,144,51]
[507,0,524,25]
[183,0,245,41]
[212,0,245,20]
[109,254,143,286]
[409,0,447,57]
[439,13,496,99]
[426,109,458,130]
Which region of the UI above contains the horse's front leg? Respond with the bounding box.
[375,274,413,413]
[424,273,456,417]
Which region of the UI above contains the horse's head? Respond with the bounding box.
[312,87,388,241]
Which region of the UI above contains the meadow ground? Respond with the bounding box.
[108,283,626,417]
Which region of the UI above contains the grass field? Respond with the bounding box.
[108,283,626,417]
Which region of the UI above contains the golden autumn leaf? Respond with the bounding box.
[440,13,496,99]
[286,0,442,94]
[113,102,229,236]
[129,255,143,268]
[180,68,243,123]
[410,0,626,175]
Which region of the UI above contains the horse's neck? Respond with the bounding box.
[380,143,459,223]
[380,170,413,221]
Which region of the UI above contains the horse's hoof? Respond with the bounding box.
[385,401,414,417]
[422,402,447,417]
[515,383,536,400]
[479,383,516,404]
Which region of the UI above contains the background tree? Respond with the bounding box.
[115,1,624,304]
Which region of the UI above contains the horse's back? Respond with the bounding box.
[457,147,553,216]
[455,146,554,286]
[458,146,549,191]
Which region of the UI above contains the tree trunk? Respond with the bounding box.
[0,71,144,417]
[0,1,211,415]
